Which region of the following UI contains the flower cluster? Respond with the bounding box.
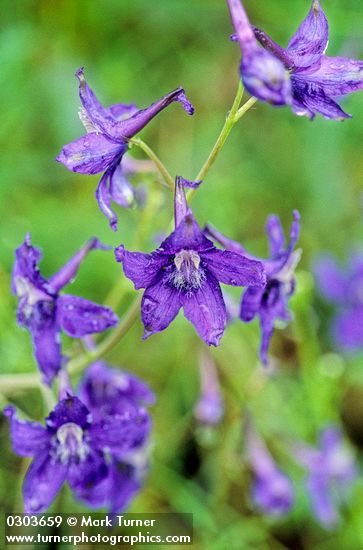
[5,362,154,513]
[229,0,363,119]
[206,211,301,365]
[4,0,363,521]
[314,252,363,351]
[12,235,118,384]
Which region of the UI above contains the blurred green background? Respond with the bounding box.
[1,1,363,548]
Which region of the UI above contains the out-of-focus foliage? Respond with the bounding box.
[1,1,363,549]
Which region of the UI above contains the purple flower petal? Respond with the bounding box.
[240,286,264,322]
[68,449,108,491]
[333,306,363,350]
[89,410,151,453]
[160,212,214,254]
[287,0,329,68]
[12,234,48,294]
[109,463,142,513]
[31,318,62,385]
[57,295,118,338]
[298,55,363,97]
[307,473,338,528]
[45,396,91,431]
[141,278,183,338]
[292,77,351,120]
[241,50,292,106]
[95,168,119,231]
[48,238,107,294]
[259,309,275,365]
[314,256,348,304]
[115,245,167,290]
[108,103,138,119]
[23,450,68,513]
[79,362,155,419]
[182,274,226,346]
[266,215,285,257]
[115,87,194,139]
[109,163,135,208]
[56,133,126,174]
[202,249,266,288]
[204,224,247,255]
[4,406,49,457]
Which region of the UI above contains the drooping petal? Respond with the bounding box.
[45,396,91,431]
[259,308,275,365]
[115,245,166,290]
[291,77,351,120]
[160,212,214,254]
[307,473,338,528]
[202,249,266,288]
[23,451,68,513]
[194,350,223,426]
[287,0,329,68]
[245,418,295,516]
[89,410,151,453]
[182,274,226,346]
[266,215,285,257]
[31,318,62,385]
[4,406,49,457]
[141,278,183,338]
[116,87,194,139]
[57,295,118,338]
[314,256,348,304]
[298,55,363,97]
[95,168,119,231]
[109,163,135,208]
[332,307,363,351]
[240,286,264,322]
[204,224,247,255]
[56,133,126,174]
[48,238,108,293]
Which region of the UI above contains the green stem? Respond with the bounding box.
[196,81,244,183]
[129,137,175,190]
[234,96,257,123]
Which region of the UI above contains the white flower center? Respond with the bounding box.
[56,422,89,464]
[169,250,205,292]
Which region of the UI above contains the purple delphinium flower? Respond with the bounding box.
[206,211,301,365]
[115,177,266,346]
[194,350,223,426]
[12,235,118,384]
[245,419,294,517]
[294,427,357,528]
[227,0,292,105]
[314,252,363,351]
[77,362,154,511]
[4,395,150,513]
[233,0,363,119]
[56,68,194,230]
